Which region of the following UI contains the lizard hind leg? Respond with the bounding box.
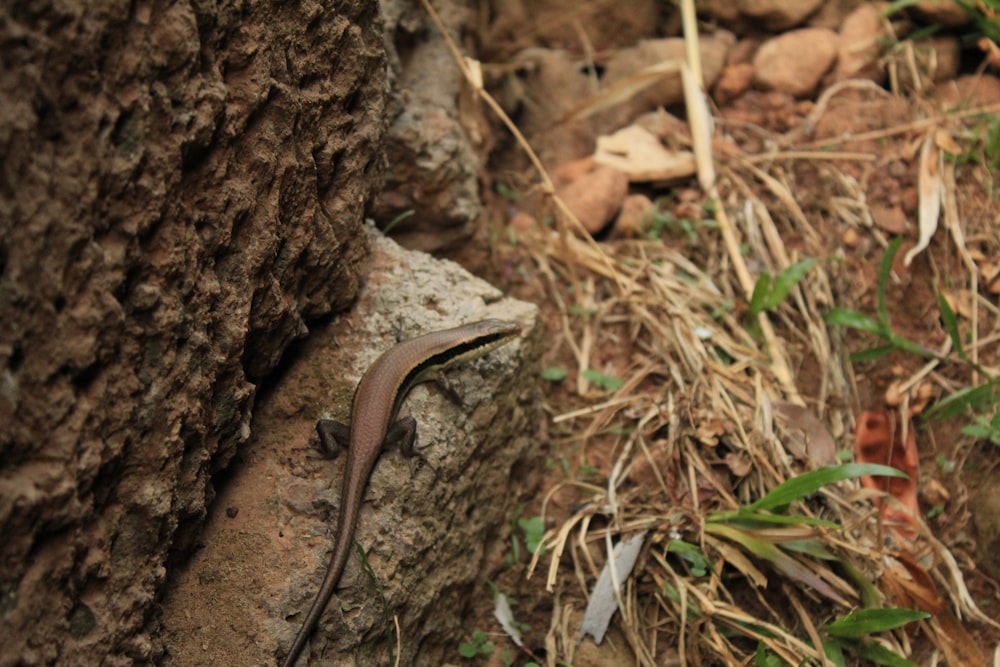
[386,416,439,478]
[314,419,351,458]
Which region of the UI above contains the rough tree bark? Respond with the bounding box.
[0,1,387,663]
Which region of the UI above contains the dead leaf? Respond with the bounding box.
[922,477,949,506]
[882,553,988,667]
[882,552,946,614]
[853,410,920,543]
[773,401,838,466]
[578,532,648,644]
[933,128,962,155]
[593,124,696,182]
[494,593,523,647]
[695,418,726,446]
[724,451,752,477]
[978,36,1000,68]
[904,131,942,266]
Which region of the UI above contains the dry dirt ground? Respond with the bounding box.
[224,3,1000,665]
[435,5,1000,667]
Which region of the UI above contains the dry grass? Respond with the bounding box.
[423,1,1000,664]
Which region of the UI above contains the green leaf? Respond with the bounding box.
[754,641,783,667]
[962,412,1000,445]
[767,258,818,310]
[883,329,940,360]
[459,642,479,658]
[667,539,710,577]
[962,418,992,438]
[581,368,624,390]
[708,509,841,529]
[924,379,1000,421]
[749,258,819,317]
[518,516,546,555]
[877,237,904,325]
[823,608,930,638]
[780,539,837,560]
[840,560,882,608]
[540,367,568,381]
[749,273,773,316]
[937,292,967,361]
[849,344,899,363]
[853,639,919,667]
[825,308,885,335]
[746,464,907,512]
[821,638,847,667]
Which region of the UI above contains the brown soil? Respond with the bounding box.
[439,6,1000,667]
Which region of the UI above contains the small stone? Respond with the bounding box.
[508,212,536,235]
[842,227,861,248]
[871,204,907,235]
[934,73,1000,109]
[741,0,824,31]
[714,63,755,104]
[555,162,629,235]
[833,3,886,83]
[612,194,655,238]
[912,0,972,28]
[753,28,840,97]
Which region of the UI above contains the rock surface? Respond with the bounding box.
[371,0,483,252]
[554,159,630,234]
[753,28,840,97]
[596,31,735,133]
[833,3,887,83]
[0,1,386,663]
[742,0,825,31]
[160,229,541,666]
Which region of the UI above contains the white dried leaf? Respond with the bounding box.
[904,131,942,266]
[593,125,696,182]
[578,531,647,644]
[493,593,522,647]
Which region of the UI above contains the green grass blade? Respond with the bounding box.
[849,344,899,363]
[823,608,929,638]
[581,368,624,390]
[780,539,837,560]
[876,237,903,326]
[840,560,881,608]
[746,464,907,512]
[825,308,884,335]
[937,292,967,361]
[749,273,773,316]
[708,510,841,529]
[821,639,847,667]
[923,378,1000,421]
[852,640,919,667]
[766,258,818,310]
